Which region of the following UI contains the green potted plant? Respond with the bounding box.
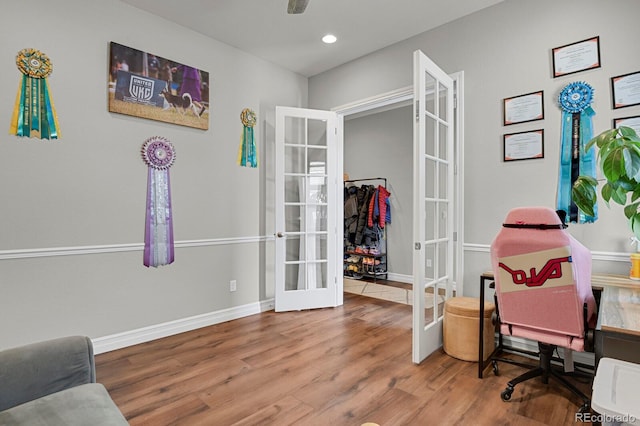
[572,126,640,238]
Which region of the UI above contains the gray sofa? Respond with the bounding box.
[0,336,128,425]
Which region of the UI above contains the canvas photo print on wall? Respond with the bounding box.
[108,42,209,130]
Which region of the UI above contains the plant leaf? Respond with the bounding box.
[631,213,640,241]
[625,202,640,219]
[601,182,613,203]
[611,185,628,205]
[623,146,640,179]
[602,146,627,181]
[572,177,597,217]
[620,126,639,140]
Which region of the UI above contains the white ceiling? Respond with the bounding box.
[120,0,504,77]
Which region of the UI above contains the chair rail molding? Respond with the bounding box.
[0,236,272,261]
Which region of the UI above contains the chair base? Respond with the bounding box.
[494,342,591,414]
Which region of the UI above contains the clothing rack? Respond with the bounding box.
[343,177,389,281]
[344,177,387,188]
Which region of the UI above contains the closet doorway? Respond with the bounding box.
[334,72,464,357]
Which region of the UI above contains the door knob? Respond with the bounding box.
[276,232,284,238]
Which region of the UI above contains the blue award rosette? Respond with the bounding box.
[142,137,176,267]
[10,48,60,139]
[556,81,597,224]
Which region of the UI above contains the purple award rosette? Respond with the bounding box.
[141,136,176,267]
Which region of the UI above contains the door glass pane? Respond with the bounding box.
[285,116,305,145]
[438,241,448,279]
[424,72,436,115]
[425,158,436,199]
[435,281,445,318]
[438,122,448,161]
[308,148,327,174]
[285,146,305,174]
[286,235,304,261]
[423,282,436,326]
[307,176,326,204]
[438,82,448,120]
[285,205,304,232]
[285,263,305,291]
[438,201,449,239]
[425,200,436,241]
[285,176,304,203]
[307,233,327,261]
[308,119,327,146]
[308,206,327,232]
[438,163,448,199]
[425,116,436,157]
[424,243,435,280]
[307,262,327,289]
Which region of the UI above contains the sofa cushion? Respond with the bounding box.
[0,383,128,425]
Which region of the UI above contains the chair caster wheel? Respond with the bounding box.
[492,360,499,375]
[501,387,513,402]
[577,403,590,415]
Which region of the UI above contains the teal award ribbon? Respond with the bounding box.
[557,81,597,224]
[237,108,258,168]
[10,48,60,140]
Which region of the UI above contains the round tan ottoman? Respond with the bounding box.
[443,296,495,362]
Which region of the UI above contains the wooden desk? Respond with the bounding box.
[595,283,640,367]
[478,272,640,378]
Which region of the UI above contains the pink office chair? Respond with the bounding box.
[490,206,596,414]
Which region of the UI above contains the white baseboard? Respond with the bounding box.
[386,272,412,283]
[92,299,275,354]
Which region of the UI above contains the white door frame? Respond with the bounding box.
[332,78,464,297]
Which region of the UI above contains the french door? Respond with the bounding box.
[273,51,457,363]
[412,50,455,364]
[274,106,343,311]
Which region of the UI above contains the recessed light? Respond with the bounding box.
[322,34,337,44]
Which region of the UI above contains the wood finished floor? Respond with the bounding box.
[96,293,592,425]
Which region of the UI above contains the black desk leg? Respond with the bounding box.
[478,275,485,378]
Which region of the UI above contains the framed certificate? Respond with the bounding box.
[611,71,640,109]
[503,129,544,162]
[614,116,640,135]
[552,36,601,78]
[503,91,544,126]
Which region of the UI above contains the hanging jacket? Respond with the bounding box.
[368,185,392,228]
[344,186,359,240]
[355,185,374,244]
[377,185,391,228]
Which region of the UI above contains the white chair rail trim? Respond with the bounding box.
[0,236,272,261]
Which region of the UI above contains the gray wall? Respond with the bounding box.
[344,106,413,278]
[0,0,307,350]
[311,0,640,295]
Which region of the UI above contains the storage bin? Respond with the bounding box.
[443,296,495,362]
[591,357,640,426]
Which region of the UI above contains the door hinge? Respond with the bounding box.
[415,100,419,121]
[335,127,337,135]
[453,231,458,242]
[454,94,458,109]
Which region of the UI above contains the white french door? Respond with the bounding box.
[412,50,455,364]
[274,106,343,312]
